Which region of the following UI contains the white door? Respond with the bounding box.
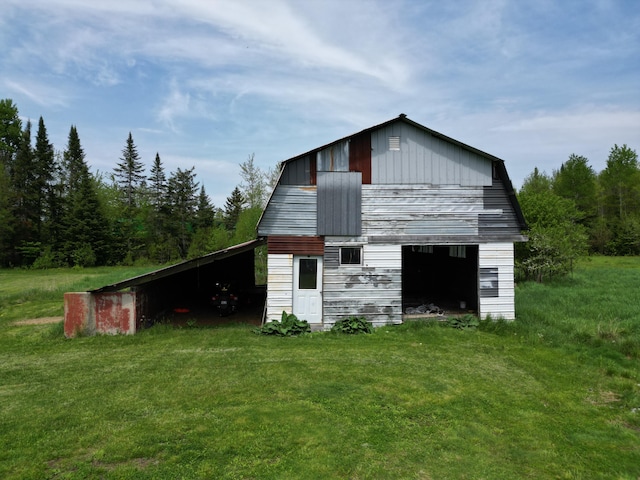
[293,256,323,324]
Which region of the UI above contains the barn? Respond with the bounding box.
[257,114,527,329]
[64,114,527,336]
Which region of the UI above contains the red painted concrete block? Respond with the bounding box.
[64,291,136,337]
[94,292,136,335]
[64,292,92,338]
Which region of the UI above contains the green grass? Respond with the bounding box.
[0,266,160,323]
[1,259,639,479]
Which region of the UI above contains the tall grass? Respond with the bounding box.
[0,266,159,323]
[483,256,640,360]
[0,259,639,479]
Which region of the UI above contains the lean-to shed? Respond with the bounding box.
[257,114,527,329]
[64,239,265,337]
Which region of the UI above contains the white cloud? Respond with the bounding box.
[3,79,70,108]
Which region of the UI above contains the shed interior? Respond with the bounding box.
[402,245,478,315]
[131,249,265,327]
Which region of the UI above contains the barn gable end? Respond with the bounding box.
[258,114,527,327]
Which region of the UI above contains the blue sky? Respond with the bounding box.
[2,0,639,206]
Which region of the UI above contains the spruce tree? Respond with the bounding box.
[112,132,145,261]
[195,185,215,230]
[113,132,145,209]
[62,126,109,266]
[33,117,55,241]
[0,99,22,167]
[148,152,167,210]
[0,160,13,266]
[224,186,246,231]
[167,166,199,258]
[0,99,22,266]
[11,121,40,265]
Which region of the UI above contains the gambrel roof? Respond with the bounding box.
[260,114,527,233]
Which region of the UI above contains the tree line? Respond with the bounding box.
[0,99,273,268]
[2,97,638,279]
[516,144,640,281]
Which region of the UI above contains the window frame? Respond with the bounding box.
[479,267,499,297]
[339,246,362,266]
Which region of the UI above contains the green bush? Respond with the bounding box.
[256,311,310,336]
[331,316,373,334]
[445,314,479,330]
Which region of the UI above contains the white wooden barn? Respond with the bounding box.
[257,114,528,329]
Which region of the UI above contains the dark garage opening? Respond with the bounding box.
[93,240,267,329]
[137,250,265,327]
[402,245,478,315]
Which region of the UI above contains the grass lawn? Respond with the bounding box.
[0,258,639,479]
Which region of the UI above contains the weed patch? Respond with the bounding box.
[255,311,310,336]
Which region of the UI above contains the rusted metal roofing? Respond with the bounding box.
[267,235,324,255]
[91,238,266,293]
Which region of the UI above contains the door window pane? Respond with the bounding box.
[299,259,317,289]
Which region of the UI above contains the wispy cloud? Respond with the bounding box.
[1,0,638,197]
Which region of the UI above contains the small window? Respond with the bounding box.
[389,136,400,151]
[449,245,466,258]
[340,247,362,265]
[298,258,318,289]
[480,268,499,297]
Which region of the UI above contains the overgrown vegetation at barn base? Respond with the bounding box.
[255,311,310,336]
[331,316,373,334]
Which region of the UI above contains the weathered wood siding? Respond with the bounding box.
[480,176,524,238]
[371,123,492,186]
[258,185,317,236]
[362,185,486,238]
[323,242,402,328]
[266,254,294,322]
[478,242,515,320]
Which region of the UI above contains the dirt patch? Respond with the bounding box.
[12,317,63,326]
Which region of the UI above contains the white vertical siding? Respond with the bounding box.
[478,243,515,320]
[266,254,293,322]
[323,243,402,328]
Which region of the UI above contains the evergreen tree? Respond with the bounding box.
[33,117,55,241]
[0,99,22,266]
[0,99,22,167]
[61,126,109,266]
[195,186,216,230]
[0,161,13,266]
[113,132,145,209]
[166,166,199,258]
[224,186,246,231]
[112,133,146,261]
[10,121,40,265]
[144,152,174,262]
[148,152,167,210]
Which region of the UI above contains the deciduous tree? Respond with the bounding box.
[516,170,588,282]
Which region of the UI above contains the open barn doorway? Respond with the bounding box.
[401,245,478,316]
